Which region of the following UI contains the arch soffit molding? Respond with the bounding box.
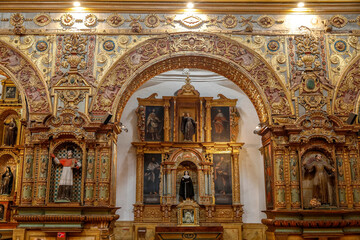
[170,148,204,169]
[90,32,293,123]
[333,54,360,116]
[0,40,51,114]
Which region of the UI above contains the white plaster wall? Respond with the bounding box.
[116,69,266,223]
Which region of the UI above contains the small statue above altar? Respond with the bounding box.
[181,113,196,142]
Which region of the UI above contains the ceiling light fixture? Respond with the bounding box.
[297,2,305,7]
[187,2,194,9]
[73,1,81,7]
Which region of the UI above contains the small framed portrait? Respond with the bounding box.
[182,209,194,224]
[5,86,16,99]
[177,199,199,226]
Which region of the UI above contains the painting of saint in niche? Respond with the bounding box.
[211,107,230,142]
[5,86,16,99]
[302,152,336,208]
[214,154,232,204]
[143,154,161,204]
[145,106,164,141]
[264,145,274,209]
[182,209,194,224]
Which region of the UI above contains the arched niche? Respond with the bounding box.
[0,40,51,115]
[0,109,20,147]
[48,141,83,204]
[300,147,336,209]
[91,32,294,124]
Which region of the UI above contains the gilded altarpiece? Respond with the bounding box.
[133,78,244,229]
[261,111,360,238]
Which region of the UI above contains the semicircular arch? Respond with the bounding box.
[0,40,51,114]
[90,32,293,123]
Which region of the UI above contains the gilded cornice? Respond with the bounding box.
[0,2,359,14]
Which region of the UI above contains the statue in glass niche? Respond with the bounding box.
[0,167,13,195]
[303,154,335,206]
[4,118,17,146]
[51,147,81,202]
[181,113,196,141]
[179,171,194,201]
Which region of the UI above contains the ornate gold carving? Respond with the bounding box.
[60,13,75,26]
[145,14,160,28]
[84,14,97,27]
[106,14,124,27]
[33,13,51,26]
[330,15,348,28]
[257,15,275,28]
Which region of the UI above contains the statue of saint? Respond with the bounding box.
[181,113,196,141]
[146,109,161,141]
[51,147,81,202]
[179,171,194,201]
[303,154,335,205]
[0,167,13,195]
[4,118,17,146]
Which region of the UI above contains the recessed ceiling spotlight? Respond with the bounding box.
[187,2,194,9]
[297,2,305,7]
[73,1,81,7]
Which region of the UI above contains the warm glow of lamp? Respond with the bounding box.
[73,1,81,7]
[187,2,194,9]
[297,2,305,7]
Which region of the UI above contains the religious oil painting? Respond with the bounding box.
[5,86,16,99]
[182,209,194,224]
[302,151,336,209]
[145,106,164,142]
[213,154,232,204]
[211,107,230,142]
[143,153,161,204]
[264,144,274,209]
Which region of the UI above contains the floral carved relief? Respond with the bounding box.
[334,57,360,115]
[91,33,291,122]
[0,40,51,113]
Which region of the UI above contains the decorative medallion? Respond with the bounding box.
[222,15,237,28]
[10,13,24,26]
[60,13,75,27]
[84,14,97,27]
[103,40,115,51]
[267,40,280,52]
[106,14,124,27]
[145,14,160,28]
[257,15,275,28]
[334,40,347,52]
[36,40,48,52]
[329,15,348,28]
[33,13,51,26]
[306,78,315,90]
[180,15,203,28]
[118,36,130,46]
